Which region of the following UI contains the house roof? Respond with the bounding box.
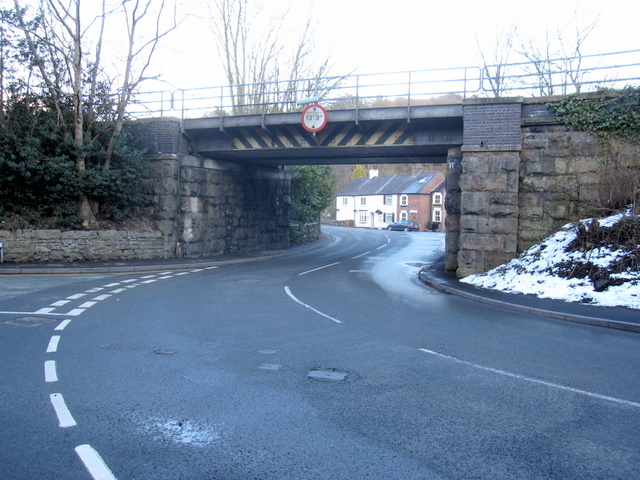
[337,173,442,196]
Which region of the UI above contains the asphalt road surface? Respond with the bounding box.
[1,226,639,479]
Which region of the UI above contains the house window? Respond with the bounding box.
[400,211,408,220]
[342,197,348,205]
[433,192,442,205]
[384,195,393,205]
[433,208,442,223]
[400,195,408,206]
[360,197,367,206]
[359,211,368,223]
[384,213,394,223]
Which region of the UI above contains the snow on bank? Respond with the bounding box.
[461,211,640,310]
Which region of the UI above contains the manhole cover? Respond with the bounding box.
[4,316,55,327]
[155,349,178,355]
[307,369,348,381]
[259,363,283,371]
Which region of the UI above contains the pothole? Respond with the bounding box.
[3,316,55,327]
[101,344,135,352]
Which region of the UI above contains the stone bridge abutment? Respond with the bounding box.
[446,97,639,278]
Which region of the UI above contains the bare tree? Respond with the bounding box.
[8,0,178,223]
[475,25,517,97]
[518,13,599,96]
[207,0,346,114]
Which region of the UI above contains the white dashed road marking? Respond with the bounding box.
[419,348,640,409]
[44,360,58,382]
[46,335,61,353]
[75,445,117,480]
[284,286,343,324]
[50,393,77,428]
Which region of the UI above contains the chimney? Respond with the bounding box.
[369,169,379,179]
[410,164,423,176]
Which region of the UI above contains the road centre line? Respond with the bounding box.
[419,348,640,409]
[49,393,77,427]
[352,251,370,259]
[55,319,72,331]
[298,262,340,276]
[44,360,58,382]
[75,444,117,480]
[284,286,343,324]
[47,335,61,353]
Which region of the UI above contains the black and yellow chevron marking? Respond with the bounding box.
[231,122,414,150]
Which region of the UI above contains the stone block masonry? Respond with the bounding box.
[0,117,292,263]
[0,229,164,262]
[446,96,640,278]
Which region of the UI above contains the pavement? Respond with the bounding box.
[1,234,638,333]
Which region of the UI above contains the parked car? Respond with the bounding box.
[387,220,419,231]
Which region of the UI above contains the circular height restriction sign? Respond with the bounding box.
[301,104,328,132]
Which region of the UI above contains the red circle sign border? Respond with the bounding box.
[301,104,328,132]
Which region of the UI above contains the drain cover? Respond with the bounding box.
[307,369,348,381]
[4,316,55,327]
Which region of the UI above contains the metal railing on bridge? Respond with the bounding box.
[127,49,640,119]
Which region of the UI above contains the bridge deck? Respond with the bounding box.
[182,104,463,166]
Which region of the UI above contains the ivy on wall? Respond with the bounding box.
[548,86,640,143]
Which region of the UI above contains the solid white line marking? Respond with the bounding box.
[35,308,56,314]
[284,286,343,324]
[299,262,340,276]
[55,319,72,331]
[92,295,111,301]
[352,251,370,259]
[78,301,97,308]
[66,309,85,316]
[50,393,77,427]
[47,336,61,353]
[67,293,86,300]
[51,300,70,307]
[419,348,640,409]
[44,360,58,382]
[75,444,117,480]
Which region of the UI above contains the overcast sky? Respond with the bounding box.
[150,0,639,92]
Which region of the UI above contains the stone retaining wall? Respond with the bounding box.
[0,229,164,263]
